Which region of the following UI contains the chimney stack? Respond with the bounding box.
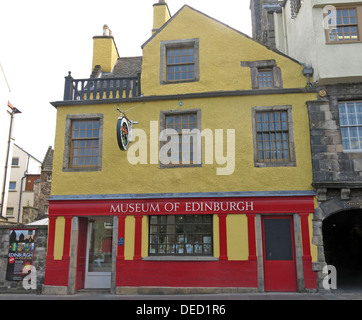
[91,25,119,73]
[152,1,171,35]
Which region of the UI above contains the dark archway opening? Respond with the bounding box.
[323,209,362,289]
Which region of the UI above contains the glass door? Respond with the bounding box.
[85,217,113,289]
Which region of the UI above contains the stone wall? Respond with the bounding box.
[307,83,362,290]
[308,84,362,185]
[0,225,47,294]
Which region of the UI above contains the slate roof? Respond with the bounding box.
[91,56,143,78]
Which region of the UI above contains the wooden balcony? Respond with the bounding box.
[63,72,141,101]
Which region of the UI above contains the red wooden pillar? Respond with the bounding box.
[62,216,72,261]
[117,215,126,261]
[300,213,312,261]
[46,216,56,261]
[247,214,257,261]
[218,214,228,261]
[134,215,143,260]
[299,213,317,288]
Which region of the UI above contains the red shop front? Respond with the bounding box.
[43,193,317,294]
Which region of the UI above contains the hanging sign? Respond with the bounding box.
[116,110,131,151]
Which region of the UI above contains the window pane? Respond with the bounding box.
[164,113,199,165]
[339,101,362,151]
[256,111,290,162]
[166,45,195,81]
[329,8,359,42]
[70,119,100,167]
[149,215,213,256]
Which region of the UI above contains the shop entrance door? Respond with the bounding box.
[84,217,113,289]
[262,216,297,292]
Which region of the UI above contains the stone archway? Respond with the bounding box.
[322,209,362,289]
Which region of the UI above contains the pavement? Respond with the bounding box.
[1,288,362,300]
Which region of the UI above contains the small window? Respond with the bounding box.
[149,215,213,256]
[325,7,361,43]
[241,60,283,89]
[252,106,296,167]
[9,182,16,191]
[258,69,273,88]
[339,101,362,151]
[11,158,19,166]
[6,207,14,216]
[160,39,199,84]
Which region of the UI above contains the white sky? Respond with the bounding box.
[0,0,252,161]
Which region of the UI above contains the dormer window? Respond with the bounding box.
[258,69,273,88]
[241,60,283,90]
[160,38,199,84]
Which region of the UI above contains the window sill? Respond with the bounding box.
[343,150,362,153]
[62,167,101,172]
[255,161,296,167]
[143,256,218,261]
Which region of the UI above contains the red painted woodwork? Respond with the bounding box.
[49,196,315,217]
[75,217,88,291]
[46,216,56,260]
[300,214,317,288]
[62,217,72,260]
[134,215,143,260]
[44,196,317,291]
[218,214,228,260]
[116,260,258,288]
[247,214,257,260]
[262,216,298,292]
[44,260,70,286]
[117,216,126,261]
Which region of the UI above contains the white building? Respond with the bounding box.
[0,62,21,220]
[5,144,41,223]
[273,0,362,85]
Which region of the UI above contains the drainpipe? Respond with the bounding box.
[0,104,21,217]
[17,154,30,223]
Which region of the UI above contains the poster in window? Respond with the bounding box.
[6,229,36,281]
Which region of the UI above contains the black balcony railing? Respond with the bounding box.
[63,72,141,101]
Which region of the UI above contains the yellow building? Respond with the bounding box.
[44,2,318,294]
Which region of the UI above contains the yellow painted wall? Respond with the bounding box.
[142,6,307,97]
[52,5,314,197]
[124,216,135,260]
[53,216,65,260]
[142,216,149,258]
[92,37,118,73]
[309,213,318,262]
[227,215,249,260]
[213,215,220,258]
[52,92,314,196]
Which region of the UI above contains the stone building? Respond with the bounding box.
[251,0,362,288]
[250,0,280,49]
[33,146,53,221]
